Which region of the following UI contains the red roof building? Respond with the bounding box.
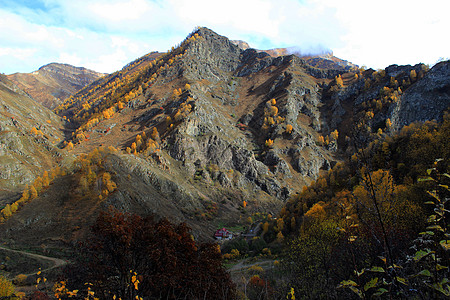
[214,228,232,240]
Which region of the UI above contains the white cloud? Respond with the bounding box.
[319,0,450,68]
[0,0,448,74]
[88,0,151,22]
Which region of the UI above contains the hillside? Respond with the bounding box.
[7,63,105,110]
[0,75,67,203]
[0,27,449,252]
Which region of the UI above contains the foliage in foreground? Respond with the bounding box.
[62,208,236,300]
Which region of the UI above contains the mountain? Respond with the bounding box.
[7,63,105,110]
[0,74,66,203]
[230,40,358,72]
[0,27,449,250]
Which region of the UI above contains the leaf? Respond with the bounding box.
[370,266,385,273]
[436,264,448,271]
[427,215,437,222]
[424,201,435,205]
[364,277,378,291]
[440,240,450,251]
[438,184,449,190]
[419,231,435,236]
[431,282,450,296]
[427,225,444,232]
[373,288,388,297]
[348,286,364,298]
[396,277,407,285]
[417,269,432,277]
[378,256,386,264]
[414,249,433,262]
[339,280,358,287]
[355,269,365,277]
[418,177,434,182]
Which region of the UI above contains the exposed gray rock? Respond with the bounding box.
[390,61,450,130]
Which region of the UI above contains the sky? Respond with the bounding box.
[0,0,449,74]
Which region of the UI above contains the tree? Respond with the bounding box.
[336,75,344,88]
[330,129,339,141]
[70,209,236,299]
[66,141,74,151]
[285,124,293,134]
[410,69,417,81]
[0,276,16,298]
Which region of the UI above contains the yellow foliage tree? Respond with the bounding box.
[285,124,293,134]
[265,139,274,148]
[330,129,339,141]
[262,222,269,233]
[270,106,278,116]
[277,218,284,232]
[276,231,284,242]
[304,201,327,221]
[410,69,417,81]
[335,75,344,88]
[0,276,16,298]
[318,135,325,145]
[151,127,159,141]
[30,185,38,199]
[386,118,392,129]
[66,141,74,151]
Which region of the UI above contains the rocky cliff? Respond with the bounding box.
[389,61,450,130]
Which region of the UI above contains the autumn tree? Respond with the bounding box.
[335,75,344,88]
[265,139,274,148]
[69,209,236,299]
[285,124,293,134]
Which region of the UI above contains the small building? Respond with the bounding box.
[214,228,233,240]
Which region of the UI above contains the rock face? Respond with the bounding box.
[7,63,104,109]
[390,61,450,130]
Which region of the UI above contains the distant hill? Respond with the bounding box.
[7,63,105,110]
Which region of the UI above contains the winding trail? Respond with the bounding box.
[0,246,67,276]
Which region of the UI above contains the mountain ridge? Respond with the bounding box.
[7,63,105,110]
[0,27,449,248]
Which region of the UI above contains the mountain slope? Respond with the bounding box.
[1,28,449,248]
[7,63,105,110]
[1,28,338,246]
[0,75,66,203]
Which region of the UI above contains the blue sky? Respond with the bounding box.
[1,0,448,74]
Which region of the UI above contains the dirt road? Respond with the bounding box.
[0,246,67,276]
